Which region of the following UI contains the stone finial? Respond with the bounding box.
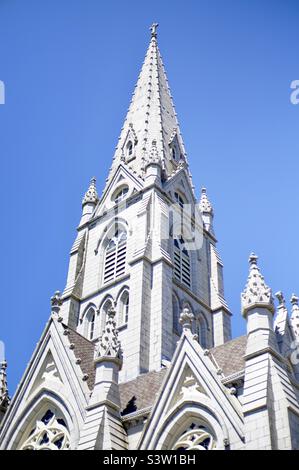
[82,177,99,207]
[241,253,274,316]
[145,140,162,168]
[51,290,62,307]
[150,22,159,38]
[50,290,62,317]
[199,188,213,215]
[275,291,286,308]
[0,360,9,408]
[179,307,194,331]
[95,307,123,362]
[290,294,299,338]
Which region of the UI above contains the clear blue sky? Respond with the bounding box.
[0,0,298,394]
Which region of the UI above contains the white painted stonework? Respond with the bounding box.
[1,25,299,450]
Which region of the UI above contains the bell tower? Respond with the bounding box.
[58,24,232,382]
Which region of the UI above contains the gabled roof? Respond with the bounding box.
[120,369,167,415]
[66,325,247,414]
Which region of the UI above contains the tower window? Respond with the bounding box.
[103,230,127,284]
[174,191,185,208]
[126,140,133,157]
[173,294,181,335]
[88,312,95,340]
[119,290,129,325]
[174,237,191,288]
[171,147,177,160]
[84,307,96,340]
[124,295,129,323]
[113,186,129,204]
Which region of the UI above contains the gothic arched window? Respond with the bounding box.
[172,423,216,451]
[126,140,133,157]
[119,290,129,325]
[85,308,95,340]
[195,316,207,349]
[174,191,185,208]
[113,186,129,205]
[20,409,70,451]
[173,294,181,334]
[174,237,191,288]
[103,230,127,284]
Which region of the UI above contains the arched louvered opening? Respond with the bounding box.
[174,237,191,289]
[103,229,127,284]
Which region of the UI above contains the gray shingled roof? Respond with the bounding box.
[63,324,96,390]
[64,323,247,413]
[120,369,167,415]
[210,335,247,377]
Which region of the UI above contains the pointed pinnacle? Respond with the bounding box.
[82,177,99,207]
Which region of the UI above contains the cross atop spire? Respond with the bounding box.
[150,22,159,38]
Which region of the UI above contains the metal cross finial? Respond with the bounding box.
[150,23,159,38]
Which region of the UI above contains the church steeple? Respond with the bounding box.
[108,24,187,182]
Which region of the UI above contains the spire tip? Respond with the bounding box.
[150,23,159,38]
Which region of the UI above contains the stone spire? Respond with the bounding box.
[108,24,187,180]
[82,177,99,207]
[0,361,9,410]
[80,177,99,226]
[95,307,122,362]
[290,294,299,338]
[241,253,274,316]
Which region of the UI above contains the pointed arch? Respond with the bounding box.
[195,312,208,349]
[118,289,130,326]
[172,292,181,335]
[155,402,225,450]
[98,296,114,335]
[95,218,129,287]
[80,303,97,340]
[6,391,79,450]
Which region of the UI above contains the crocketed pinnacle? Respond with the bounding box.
[199,188,214,214]
[82,177,99,207]
[95,307,123,361]
[241,253,274,315]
